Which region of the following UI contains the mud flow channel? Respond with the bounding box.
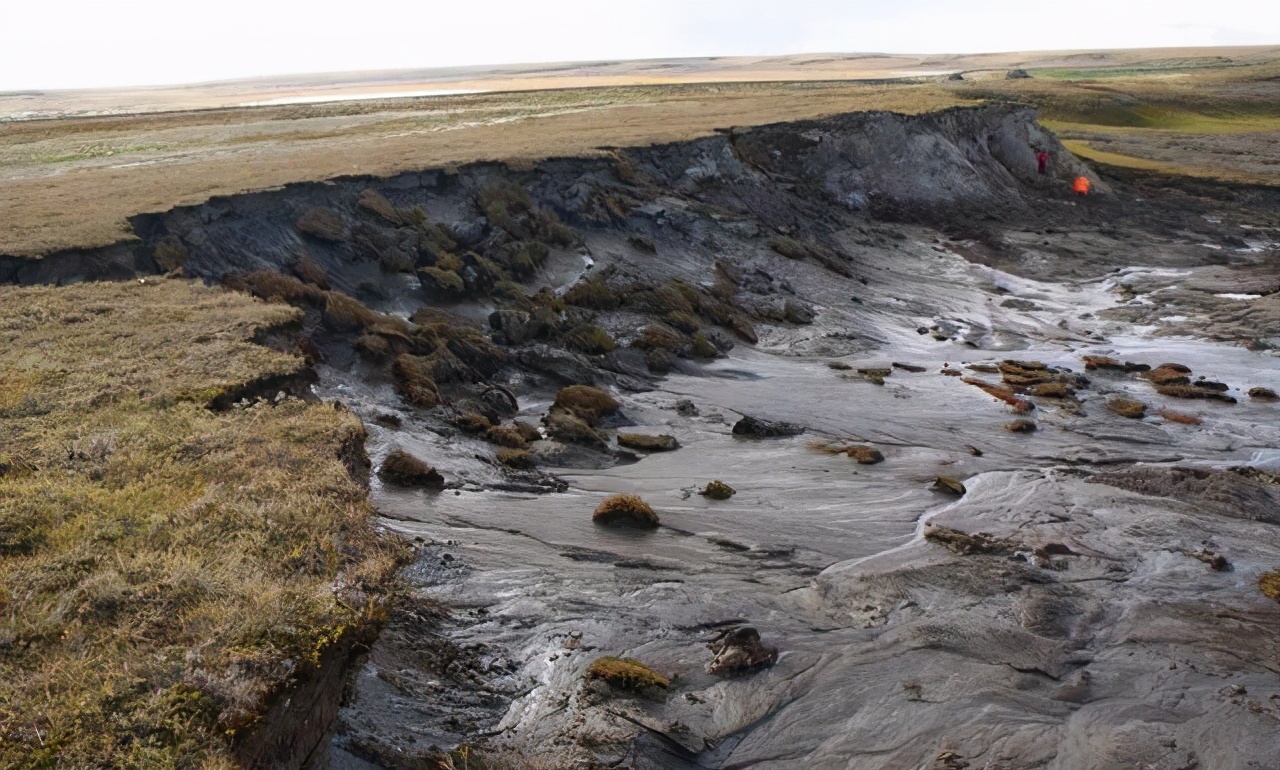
[48,106,1275,769]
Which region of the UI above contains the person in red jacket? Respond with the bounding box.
[1036,149,1050,174]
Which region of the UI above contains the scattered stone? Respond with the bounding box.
[1192,379,1229,392]
[1142,365,1192,387]
[1154,407,1202,425]
[675,399,699,417]
[828,361,853,371]
[934,750,971,769]
[593,493,660,528]
[732,415,805,437]
[1248,387,1278,401]
[706,626,777,675]
[1189,548,1231,572]
[699,480,736,500]
[941,367,962,377]
[617,433,680,452]
[892,361,927,373]
[1107,396,1147,419]
[1154,384,1237,403]
[584,656,669,692]
[378,449,445,489]
[924,523,1007,554]
[372,412,402,428]
[932,476,966,496]
[964,444,984,457]
[1005,419,1037,433]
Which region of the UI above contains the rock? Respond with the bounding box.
[706,626,777,675]
[1005,419,1037,433]
[1248,387,1278,400]
[892,361,927,373]
[783,298,816,324]
[592,493,659,528]
[545,409,608,447]
[1006,68,1032,79]
[828,361,853,371]
[932,476,966,496]
[1083,355,1148,372]
[1189,548,1230,571]
[732,415,805,437]
[617,433,680,452]
[378,449,444,490]
[924,524,1006,554]
[488,309,544,345]
[675,399,699,416]
[699,480,736,500]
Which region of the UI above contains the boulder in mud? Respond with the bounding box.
[847,446,884,464]
[699,480,736,500]
[706,626,777,675]
[1005,418,1037,433]
[584,656,669,693]
[617,433,680,452]
[1248,387,1278,401]
[1083,355,1149,372]
[932,476,966,496]
[593,493,659,528]
[1154,384,1237,403]
[732,415,805,438]
[378,449,444,489]
[545,409,607,447]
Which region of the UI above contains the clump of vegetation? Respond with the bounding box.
[961,377,1035,413]
[699,480,736,500]
[1155,407,1202,425]
[485,424,528,448]
[1005,419,1038,433]
[225,269,326,305]
[1259,569,1280,602]
[1082,355,1148,372]
[0,280,403,768]
[545,408,607,447]
[1107,396,1148,418]
[152,234,188,272]
[454,411,494,434]
[322,291,382,330]
[925,524,1007,554]
[420,265,467,296]
[563,323,617,355]
[356,188,403,225]
[1249,387,1278,401]
[553,385,620,425]
[664,310,702,334]
[497,448,534,470]
[1142,364,1193,387]
[512,420,542,443]
[392,354,442,408]
[617,433,680,452]
[379,449,445,489]
[932,476,967,496]
[634,323,689,354]
[296,206,347,242]
[584,656,670,691]
[592,493,660,528]
[293,255,330,288]
[563,278,619,310]
[1153,384,1237,403]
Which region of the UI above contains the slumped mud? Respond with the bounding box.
[17,106,1278,768]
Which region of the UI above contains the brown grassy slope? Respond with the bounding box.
[0,279,403,768]
[0,82,963,257]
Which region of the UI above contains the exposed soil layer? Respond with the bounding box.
[6,105,1280,769]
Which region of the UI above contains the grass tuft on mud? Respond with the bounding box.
[592,493,659,528]
[0,279,403,769]
[584,656,670,692]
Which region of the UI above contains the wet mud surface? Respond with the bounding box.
[15,106,1278,768]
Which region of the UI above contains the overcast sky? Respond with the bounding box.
[3,0,1278,91]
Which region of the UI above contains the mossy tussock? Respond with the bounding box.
[592,493,660,528]
[296,206,347,242]
[584,656,670,691]
[699,480,736,500]
[1107,396,1148,418]
[379,449,445,489]
[617,433,680,452]
[0,279,404,768]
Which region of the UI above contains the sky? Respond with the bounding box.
[2,0,1278,91]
